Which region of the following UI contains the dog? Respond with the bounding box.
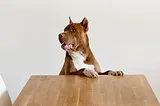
[58,17,124,78]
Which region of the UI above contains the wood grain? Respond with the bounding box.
[13,75,159,106]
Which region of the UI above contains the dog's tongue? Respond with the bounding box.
[61,44,73,50]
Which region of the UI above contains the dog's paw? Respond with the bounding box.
[106,70,124,76]
[83,69,99,78]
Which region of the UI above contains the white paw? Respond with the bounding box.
[83,69,99,78]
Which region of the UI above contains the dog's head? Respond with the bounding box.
[58,17,89,51]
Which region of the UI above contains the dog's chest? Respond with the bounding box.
[68,51,94,71]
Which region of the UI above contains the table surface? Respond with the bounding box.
[13,75,159,106]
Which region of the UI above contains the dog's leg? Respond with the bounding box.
[59,52,76,75]
[98,70,124,76]
[83,69,99,78]
[69,69,85,75]
[69,68,99,78]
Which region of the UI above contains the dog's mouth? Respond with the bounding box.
[60,41,74,51]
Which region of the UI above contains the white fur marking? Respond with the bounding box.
[83,69,99,78]
[68,51,94,70]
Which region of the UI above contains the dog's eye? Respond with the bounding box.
[71,27,76,33]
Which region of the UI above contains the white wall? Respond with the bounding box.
[0,0,160,102]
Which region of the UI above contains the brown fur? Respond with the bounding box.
[58,17,124,77]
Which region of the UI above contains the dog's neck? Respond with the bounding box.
[68,50,94,71]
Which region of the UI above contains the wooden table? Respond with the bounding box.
[13,75,159,106]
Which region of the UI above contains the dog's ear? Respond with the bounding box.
[69,17,73,24]
[80,17,88,32]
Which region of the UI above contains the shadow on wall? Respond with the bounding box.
[0,90,12,106]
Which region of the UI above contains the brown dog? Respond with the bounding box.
[58,17,124,78]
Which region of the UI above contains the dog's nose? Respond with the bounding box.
[59,33,63,38]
